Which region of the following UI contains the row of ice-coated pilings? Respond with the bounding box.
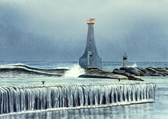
[0,83,156,114]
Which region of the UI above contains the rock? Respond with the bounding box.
[146,67,158,75]
[155,67,167,73]
[80,68,144,81]
[126,68,140,76]
[130,74,136,76]
[117,67,142,76]
[113,69,125,74]
[124,72,131,76]
[82,68,128,80]
[162,74,167,76]
[120,67,129,70]
[127,75,144,81]
[136,68,146,76]
[146,67,168,76]
[112,68,144,81]
[78,75,113,79]
[139,69,151,76]
[113,66,168,77]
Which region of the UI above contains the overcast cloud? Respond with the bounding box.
[0,0,168,61]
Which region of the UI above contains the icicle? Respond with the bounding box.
[140,84,144,101]
[3,87,9,113]
[110,86,115,103]
[67,86,73,107]
[22,88,27,111]
[30,88,35,110]
[50,87,56,108]
[119,85,124,102]
[114,85,119,103]
[93,86,99,105]
[136,84,140,101]
[83,86,89,106]
[132,84,136,102]
[46,88,52,109]
[0,89,3,114]
[77,86,84,106]
[74,86,79,106]
[146,84,149,100]
[99,86,105,105]
[123,84,128,102]
[144,84,147,100]
[89,86,94,105]
[51,87,59,108]
[105,85,111,104]
[3,88,9,113]
[19,88,24,111]
[41,88,45,109]
[7,87,14,113]
[34,88,40,110]
[60,87,67,107]
[26,88,32,110]
[128,85,132,102]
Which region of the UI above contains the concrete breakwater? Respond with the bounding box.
[0,83,155,114]
[113,67,168,76]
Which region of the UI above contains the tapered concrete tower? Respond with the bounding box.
[79,18,102,69]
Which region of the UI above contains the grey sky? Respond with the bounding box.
[0,0,168,61]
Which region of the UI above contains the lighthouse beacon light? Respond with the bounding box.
[87,18,95,24]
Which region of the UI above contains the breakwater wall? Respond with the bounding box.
[0,83,155,114]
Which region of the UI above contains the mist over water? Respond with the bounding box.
[0,0,168,61]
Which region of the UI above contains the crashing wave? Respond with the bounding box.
[0,64,69,78]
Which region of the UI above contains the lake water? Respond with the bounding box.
[0,61,167,119]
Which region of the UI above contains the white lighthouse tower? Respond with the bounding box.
[79,18,102,69]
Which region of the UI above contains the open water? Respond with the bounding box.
[0,61,167,119]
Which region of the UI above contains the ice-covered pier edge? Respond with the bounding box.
[0,83,155,114]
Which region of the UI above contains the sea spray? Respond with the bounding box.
[64,64,85,77]
[128,63,137,67]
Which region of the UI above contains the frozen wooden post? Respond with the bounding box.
[42,81,45,85]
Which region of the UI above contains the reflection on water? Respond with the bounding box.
[0,103,154,119]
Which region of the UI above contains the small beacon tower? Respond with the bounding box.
[79,18,102,69]
[123,53,128,67]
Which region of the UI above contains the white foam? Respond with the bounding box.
[0,64,15,68]
[64,64,85,77]
[128,63,137,67]
[56,67,69,69]
[0,63,24,68]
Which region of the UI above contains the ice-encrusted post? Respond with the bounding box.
[42,81,45,85]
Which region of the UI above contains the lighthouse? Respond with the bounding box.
[79,18,102,69]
